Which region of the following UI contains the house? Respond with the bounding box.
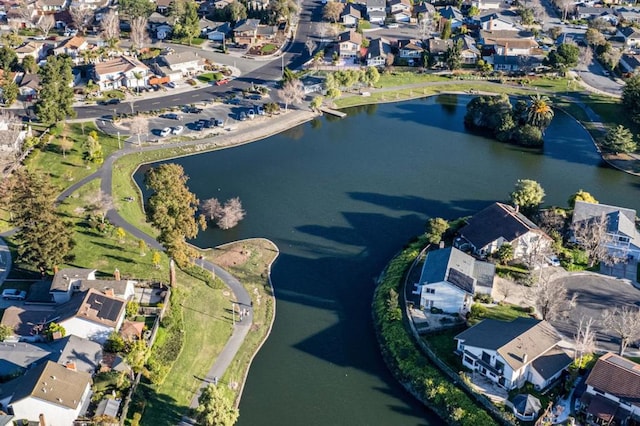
[480,30,539,56]
[457,202,552,259]
[366,0,386,23]
[492,54,541,71]
[52,35,88,64]
[365,37,392,66]
[15,41,43,61]
[6,4,38,28]
[49,268,135,304]
[0,118,26,155]
[58,288,127,344]
[204,21,231,42]
[341,3,361,27]
[148,11,174,39]
[571,200,640,261]
[0,341,52,378]
[36,0,68,12]
[440,6,464,29]
[471,0,504,10]
[616,7,640,24]
[95,398,121,419]
[0,361,92,425]
[70,0,109,11]
[48,335,103,374]
[233,18,260,46]
[455,317,572,390]
[454,34,480,64]
[300,75,325,94]
[397,39,423,65]
[255,24,278,42]
[620,52,640,74]
[416,247,495,314]
[338,30,362,58]
[391,9,411,23]
[388,0,411,21]
[413,1,435,19]
[427,37,454,66]
[476,12,519,31]
[92,55,151,91]
[618,26,640,48]
[576,6,618,24]
[156,0,172,14]
[157,51,205,79]
[580,352,640,425]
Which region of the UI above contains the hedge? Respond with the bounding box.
[372,241,497,426]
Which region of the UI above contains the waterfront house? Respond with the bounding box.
[338,30,362,58]
[480,30,539,56]
[580,352,640,425]
[0,361,92,425]
[397,39,423,65]
[49,267,134,304]
[456,202,552,259]
[455,317,571,390]
[365,37,392,67]
[416,247,495,314]
[454,34,480,64]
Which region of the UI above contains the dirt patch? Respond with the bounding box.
[210,247,251,268]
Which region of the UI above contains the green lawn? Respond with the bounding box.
[375,71,449,87]
[423,326,466,370]
[480,303,533,322]
[261,44,277,54]
[196,72,223,83]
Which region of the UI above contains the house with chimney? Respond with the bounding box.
[49,267,134,304]
[455,317,572,390]
[415,247,495,314]
[0,361,92,425]
[233,18,260,46]
[580,352,640,425]
[91,55,151,91]
[365,37,392,67]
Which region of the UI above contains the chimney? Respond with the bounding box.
[104,288,115,298]
[114,268,121,281]
[53,265,58,274]
[39,414,46,426]
[439,241,445,249]
[522,353,528,363]
[65,362,77,371]
[514,204,519,214]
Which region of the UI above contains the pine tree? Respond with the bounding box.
[35,55,76,125]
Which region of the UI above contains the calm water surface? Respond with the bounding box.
[136,96,640,425]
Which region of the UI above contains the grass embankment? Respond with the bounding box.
[373,238,498,426]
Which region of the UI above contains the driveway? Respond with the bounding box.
[548,273,640,353]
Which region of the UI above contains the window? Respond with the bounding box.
[495,360,504,373]
[482,351,491,363]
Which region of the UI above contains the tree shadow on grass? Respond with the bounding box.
[105,254,133,263]
[134,379,189,426]
[92,240,122,251]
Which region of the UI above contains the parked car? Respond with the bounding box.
[202,119,215,128]
[171,126,184,135]
[215,78,230,86]
[2,289,26,300]
[238,111,247,121]
[247,109,255,120]
[162,113,180,120]
[213,118,224,127]
[159,127,172,137]
[192,122,204,131]
[256,105,265,116]
[184,106,203,114]
[165,82,176,89]
[101,98,120,105]
[545,255,561,267]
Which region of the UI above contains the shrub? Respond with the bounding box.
[474,293,493,304]
[105,332,126,353]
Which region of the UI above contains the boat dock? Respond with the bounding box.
[320,107,346,118]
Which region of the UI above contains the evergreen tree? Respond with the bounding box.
[602,125,637,153]
[1,80,18,106]
[622,74,640,124]
[35,55,76,125]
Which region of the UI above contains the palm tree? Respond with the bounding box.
[526,94,554,130]
[132,71,143,94]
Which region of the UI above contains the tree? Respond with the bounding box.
[138,239,147,256]
[526,94,554,130]
[37,13,55,38]
[85,189,113,224]
[622,74,640,124]
[602,306,640,356]
[365,66,380,86]
[305,38,317,57]
[468,5,480,17]
[0,46,18,72]
[310,95,323,111]
[571,213,610,267]
[195,384,239,426]
[172,0,199,45]
[145,164,202,266]
[440,20,451,39]
[59,134,74,158]
[126,300,140,318]
[152,251,162,269]
[496,243,514,264]
[224,1,247,22]
[568,190,598,209]
[100,9,121,46]
[217,197,246,230]
[573,316,596,367]
[518,6,535,25]
[120,0,155,18]
[278,79,305,111]
[126,339,149,372]
[46,322,66,340]
[323,1,344,23]
[200,198,222,221]
[510,179,545,216]
[0,32,22,49]
[0,170,74,271]
[0,324,13,342]
[82,132,104,164]
[21,55,38,73]
[1,80,18,106]
[130,115,149,146]
[129,16,150,51]
[69,7,94,34]
[444,39,462,70]
[35,55,76,125]
[269,0,297,23]
[425,217,448,244]
[602,125,637,153]
[116,227,126,243]
[546,43,580,70]
[585,28,606,46]
[530,276,575,321]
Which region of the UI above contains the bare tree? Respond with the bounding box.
[129,116,148,146]
[69,7,95,34]
[217,197,245,230]
[602,306,640,356]
[571,213,610,267]
[573,316,596,366]
[129,16,149,51]
[537,208,566,236]
[277,79,305,111]
[322,1,344,23]
[200,198,222,221]
[579,45,593,69]
[305,38,317,56]
[385,52,395,68]
[59,135,73,158]
[529,276,576,321]
[37,14,55,37]
[85,190,113,223]
[524,234,553,270]
[100,9,120,45]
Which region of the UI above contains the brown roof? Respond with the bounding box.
[0,361,91,410]
[15,42,41,53]
[59,35,86,50]
[339,30,362,45]
[120,321,144,340]
[586,352,640,406]
[73,288,126,329]
[93,56,149,76]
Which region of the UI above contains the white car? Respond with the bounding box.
[546,255,561,267]
[2,289,27,300]
[160,127,172,137]
[171,126,184,135]
[247,109,255,120]
[256,106,265,116]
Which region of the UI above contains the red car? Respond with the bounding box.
[215,79,230,86]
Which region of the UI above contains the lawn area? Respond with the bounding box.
[375,71,450,87]
[479,302,533,322]
[24,121,120,193]
[261,43,277,54]
[423,326,466,370]
[196,72,223,83]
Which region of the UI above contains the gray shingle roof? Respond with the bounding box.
[49,335,103,374]
[418,247,490,294]
[0,342,51,376]
[572,200,639,246]
[530,346,572,380]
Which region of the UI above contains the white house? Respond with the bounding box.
[338,30,362,58]
[476,12,519,31]
[398,39,423,65]
[619,26,640,48]
[457,202,552,259]
[571,200,640,261]
[158,51,205,79]
[92,56,151,91]
[365,37,392,66]
[52,36,88,64]
[580,353,640,425]
[417,247,495,314]
[471,0,504,10]
[366,0,386,23]
[0,361,92,426]
[58,288,127,344]
[49,268,96,304]
[455,318,572,390]
[15,42,44,61]
[341,3,362,27]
